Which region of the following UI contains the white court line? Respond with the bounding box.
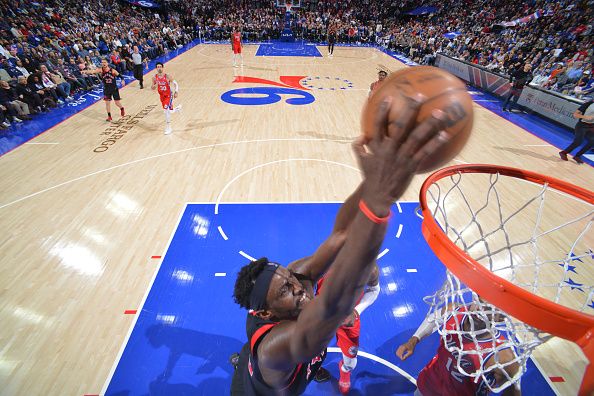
[327,347,417,385]
[214,158,358,215]
[25,142,59,145]
[217,226,228,240]
[0,138,351,211]
[453,159,469,164]
[396,202,402,213]
[239,250,256,261]
[377,248,389,259]
[396,224,403,239]
[214,272,226,277]
[100,204,187,395]
[406,268,418,273]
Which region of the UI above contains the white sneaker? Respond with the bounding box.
[164,126,172,135]
[14,117,23,123]
[173,104,182,113]
[233,64,238,68]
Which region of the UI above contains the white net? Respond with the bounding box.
[421,170,594,392]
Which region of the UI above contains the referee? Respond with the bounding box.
[132,46,148,89]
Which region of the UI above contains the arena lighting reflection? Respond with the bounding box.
[385,282,398,294]
[192,214,210,237]
[171,269,194,283]
[83,227,108,246]
[13,307,45,325]
[156,314,177,326]
[106,192,140,217]
[49,243,104,277]
[381,266,393,276]
[392,304,414,318]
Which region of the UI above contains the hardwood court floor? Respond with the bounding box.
[0,44,592,395]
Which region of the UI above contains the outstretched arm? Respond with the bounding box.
[151,75,157,90]
[396,308,440,360]
[260,95,449,372]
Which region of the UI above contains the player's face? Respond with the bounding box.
[265,266,312,320]
[379,72,387,81]
[157,65,163,74]
[101,60,108,68]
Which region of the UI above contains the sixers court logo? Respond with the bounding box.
[221,76,353,106]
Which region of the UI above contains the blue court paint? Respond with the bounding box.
[105,203,553,395]
[256,42,322,57]
[0,39,202,157]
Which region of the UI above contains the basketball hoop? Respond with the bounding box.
[418,164,594,395]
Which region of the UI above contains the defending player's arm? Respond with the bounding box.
[259,96,449,372]
[396,307,441,360]
[151,75,157,90]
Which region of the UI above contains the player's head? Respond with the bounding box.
[101,59,108,68]
[467,296,504,330]
[233,257,311,320]
[378,70,388,81]
[156,62,164,73]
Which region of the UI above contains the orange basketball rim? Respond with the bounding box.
[419,164,594,396]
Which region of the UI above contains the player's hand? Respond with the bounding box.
[396,337,418,360]
[341,310,359,327]
[352,94,449,210]
[174,92,178,98]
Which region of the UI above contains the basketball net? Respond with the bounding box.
[419,165,593,393]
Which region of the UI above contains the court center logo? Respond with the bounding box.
[221,76,353,106]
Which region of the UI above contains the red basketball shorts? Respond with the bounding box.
[336,316,360,358]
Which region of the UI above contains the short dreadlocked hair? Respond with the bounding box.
[233,257,270,310]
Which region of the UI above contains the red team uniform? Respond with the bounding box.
[232,32,242,54]
[316,274,362,358]
[155,73,173,109]
[417,307,509,396]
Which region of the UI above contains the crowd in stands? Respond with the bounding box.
[0,0,194,130]
[189,0,592,100]
[0,0,592,131]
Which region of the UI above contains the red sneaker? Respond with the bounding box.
[558,151,568,161]
[106,115,112,122]
[120,107,125,117]
[338,361,351,394]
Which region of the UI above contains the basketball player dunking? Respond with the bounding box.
[230,96,450,395]
[151,62,181,135]
[316,263,380,394]
[231,26,243,68]
[82,59,125,121]
[396,302,521,396]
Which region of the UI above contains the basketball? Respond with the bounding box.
[361,66,474,173]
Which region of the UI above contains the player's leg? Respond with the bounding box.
[161,96,172,135]
[113,90,125,116]
[336,319,361,394]
[105,97,112,121]
[560,124,586,160]
[572,127,593,164]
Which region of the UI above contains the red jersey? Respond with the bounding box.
[417,307,508,396]
[232,32,241,47]
[155,73,171,97]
